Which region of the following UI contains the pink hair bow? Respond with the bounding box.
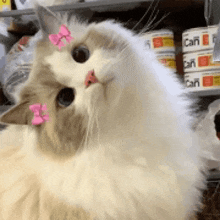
[29,103,49,125]
[49,25,74,50]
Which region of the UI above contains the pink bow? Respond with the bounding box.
[49,25,74,50]
[29,103,49,125]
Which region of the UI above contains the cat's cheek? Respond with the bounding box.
[104,79,121,105]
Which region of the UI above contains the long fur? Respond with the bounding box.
[0,6,207,220]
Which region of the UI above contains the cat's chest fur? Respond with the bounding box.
[0,124,203,220]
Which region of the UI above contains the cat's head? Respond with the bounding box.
[0,5,156,158]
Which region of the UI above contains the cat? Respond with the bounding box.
[0,4,207,220]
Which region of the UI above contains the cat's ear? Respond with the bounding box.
[35,4,61,36]
[0,102,31,125]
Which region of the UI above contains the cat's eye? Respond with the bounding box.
[71,46,90,63]
[57,88,75,107]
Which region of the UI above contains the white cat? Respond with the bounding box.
[0,5,207,220]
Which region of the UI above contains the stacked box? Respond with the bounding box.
[182,25,220,92]
[141,29,176,70]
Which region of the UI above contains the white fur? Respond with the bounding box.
[0,19,207,220]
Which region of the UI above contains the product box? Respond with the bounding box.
[184,70,220,92]
[0,0,11,11]
[141,29,175,53]
[183,49,220,73]
[182,25,218,53]
[156,53,176,69]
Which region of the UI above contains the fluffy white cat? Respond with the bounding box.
[0,5,207,220]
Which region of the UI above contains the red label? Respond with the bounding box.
[160,59,167,64]
[203,76,213,87]
[153,37,163,48]
[18,36,30,51]
[198,56,209,67]
[20,36,30,46]
[202,34,209,45]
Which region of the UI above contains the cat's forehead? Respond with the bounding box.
[62,16,88,40]
[66,18,127,46]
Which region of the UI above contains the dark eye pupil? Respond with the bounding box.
[72,46,90,63]
[57,88,75,107]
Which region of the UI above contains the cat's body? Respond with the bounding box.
[0,6,207,220]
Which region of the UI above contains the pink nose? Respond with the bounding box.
[85,70,99,87]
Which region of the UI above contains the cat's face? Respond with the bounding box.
[0,5,152,158]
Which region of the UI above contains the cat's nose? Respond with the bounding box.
[85,70,99,87]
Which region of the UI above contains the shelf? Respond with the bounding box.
[0,0,148,17]
[190,89,220,97]
[0,0,204,17]
[208,170,220,181]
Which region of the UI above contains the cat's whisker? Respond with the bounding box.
[97,0,160,61]
[143,10,159,32]
[95,111,101,149]
[131,0,155,31]
[143,0,160,31]
[141,9,159,35]
[124,19,133,28]
[84,120,91,148]
[83,117,91,149]
[84,104,97,149]
[114,1,163,57]
[139,12,170,35]
[80,105,94,149]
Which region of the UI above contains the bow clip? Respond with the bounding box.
[49,25,74,50]
[29,103,50,125]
